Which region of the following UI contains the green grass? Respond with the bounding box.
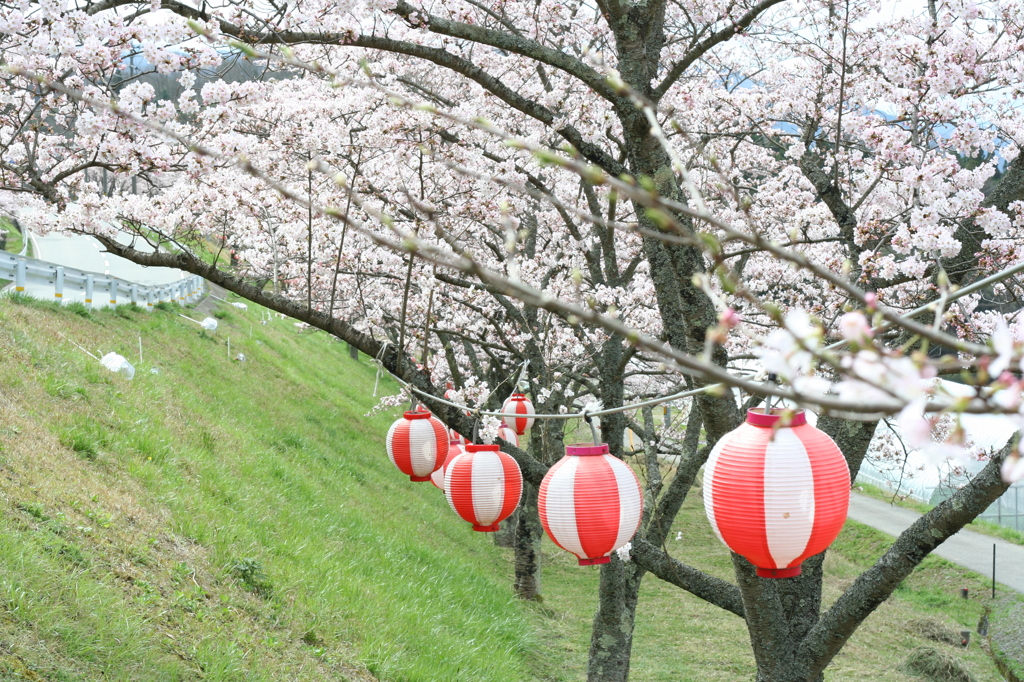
[0,293,1011,681]
[0,295,540,680]
[1,218,26,257]
[0,219,27,288]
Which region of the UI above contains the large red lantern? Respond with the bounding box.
[538,444,643,565]
[501,393,535,435]
[703,409,850,578]
[431,440,467,491]
[386,410,448,482]
[445,444,523,531]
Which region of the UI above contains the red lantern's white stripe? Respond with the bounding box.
[501,393,535,435]
[386,411,448,482]
[496,425,519,447]
[445,445,522,531]
[703,410,850,578]
[431,441,467,490]
[539,444,643,565]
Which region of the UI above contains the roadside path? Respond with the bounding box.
[848,493,1024,593]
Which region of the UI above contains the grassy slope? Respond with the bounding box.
[0,296,537,681]
[0,293,1010,681]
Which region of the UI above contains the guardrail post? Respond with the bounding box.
[14,259,25,292]
[85,274,94,307]
[108,279,118,307]
[54,267,64,302]
[130,285,138,306]
[178,282,185,304]
[146,289,154,310]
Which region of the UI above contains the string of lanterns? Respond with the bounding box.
[385,389,851,578]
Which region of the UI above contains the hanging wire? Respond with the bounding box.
[763,373,778,413]
[372,341,390,397]
[390,369,713,420]
[582,410,601,445]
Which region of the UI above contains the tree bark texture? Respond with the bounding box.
[587,556,643,682]
[513,481,543,600]
[493,508,519,548]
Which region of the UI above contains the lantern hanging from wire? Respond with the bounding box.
[431,440,468,491]
[386,410,448,482]
[703,408,850,578]
[501,393,535,435]
[445,444,523,531]
[538,441,643,566]
[497,425,520,448]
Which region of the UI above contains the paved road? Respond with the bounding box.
[848,493,1024,593]
[21,230,187,306]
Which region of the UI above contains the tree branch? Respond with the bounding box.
[630,538,745,617]
[800,443,1012,676]
[91,233,553,484]
[651,0,790,100]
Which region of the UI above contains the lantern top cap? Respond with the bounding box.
[565,443,610,456]
[449,439,464,446]
[466,443,501,453]
[509,392,527,400]
[746,408,807,427]
[403,410,434,420]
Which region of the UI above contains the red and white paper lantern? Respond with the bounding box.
[448,428,468,445]
[431,440,468,491]
[703,409,850,578]
[496,425,519,448]
[445,444,523,532]
[501,393,535,435]
[538,444,643,566]
[386,410,448,482]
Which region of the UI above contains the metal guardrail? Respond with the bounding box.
[0,250,203,309]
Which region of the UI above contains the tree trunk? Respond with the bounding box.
[513,481,543,600]
[587,555,644,682]
[493,508,518,547]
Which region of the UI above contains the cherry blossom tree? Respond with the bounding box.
[3,0,1024,680]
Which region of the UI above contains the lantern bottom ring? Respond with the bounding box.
[472,523,500,532]
[756,566,801,579]
[578,556,611,566]
[409,474,433,482]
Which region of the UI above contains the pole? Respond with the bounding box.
[14,259,25,292]
[992,544,996,599]
[227,336,231,360]
[138,336,143,365]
